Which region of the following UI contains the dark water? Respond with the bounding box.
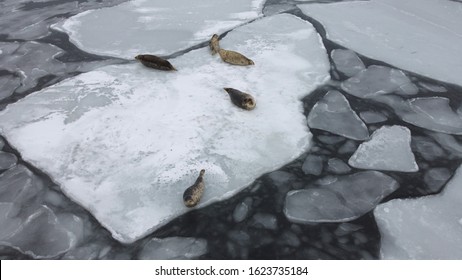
[1,0,462,259]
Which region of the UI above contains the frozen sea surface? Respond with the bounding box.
[0,14,330,243]
[1,0,462,259]
[54,0,266,58]
[299,0,462,86]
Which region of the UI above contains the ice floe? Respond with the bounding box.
[411,136,446,161]
[138,237,207,260]
[359,111,387,124]
[341,66,418,98]
[423,167,451,193]
[349,126,418,172]
[375,165,462,259]
[299,0,462,86]
[0,41,122,101]
[284,171,399,223]
[0,14,330,243]
[302,154,324,176]
[330,49,365,77]
[307,90,369,140]
[0,0,126,40]
[400,97,462,135]
[0,165,83,258]
[326,158,351,174]
[0,152,17,170]
[54,0,265,59]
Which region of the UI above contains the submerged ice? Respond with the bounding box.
[0,14,330,243]
[54,0,265,59]
[284,171,399,223]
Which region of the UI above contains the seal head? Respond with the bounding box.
[209,34,220,55]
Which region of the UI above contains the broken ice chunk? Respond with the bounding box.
[54,0,265,58]
[307,90,369,140]
[411,136,446,161]
[423,168,451,193]
[138,237,207,260]
[284,171,399,223]
[349,126,418,172]
[0,75,21,101]
[400,97,462,135]
[375,164,462,259]
[0,152,17,170]
[0,14,330,243]
[359,111,387,124]
[326,158,351,174]
[302,154,324,176]
[250,213,278,230]
[233,197,252,223]
[341,66,418,98]
[298,0,462,86]
[331,49,365,77]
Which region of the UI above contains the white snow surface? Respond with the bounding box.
[0,14,330,243]
[298,0,462,86]
[53,0,265,58]
[349,126,418,172]
[375,164,462,259]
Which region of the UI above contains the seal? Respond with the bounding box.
[218,49,254,66]
[135,54,177,71]
[209,34,220,55]
[223,88,256,110]
[183,169,205,208]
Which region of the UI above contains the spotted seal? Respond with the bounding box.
[135,54,177,71]
[209,34,220,55]
[183,169,205,208]
[218,49,254,66]
[223,88,256,110]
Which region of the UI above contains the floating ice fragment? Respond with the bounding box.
[423,167,451,193]
[341,66,417,98]
[359,111,387,124]
[0,75,21,101]
[302,154,324,176]
[251,213,278,230]
[331,49,365,77]
[411,136,446,161]
[138,237,207,260]
[400,97,462,135]
[326,158,351,174]
[233,197,252,223]
[427,132,462,158]
[284,171,399,223]
[0,152,17,170]
[54,0,265,59]
[349,126,418,172]
[375,165,462,259]
[299,0,462,86]
[418,82,447,93]
[308,90,369,140]
[0,14,330,243]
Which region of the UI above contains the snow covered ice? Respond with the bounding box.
[375,166,462,259]
[349,126,418,172]
[284,171,399,223]
[299,0,462,86]
[307,90,369,140]
[54,0,265,59]
[0,14,330,243]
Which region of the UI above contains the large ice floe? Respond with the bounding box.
[298,0,462,86]
[0,14,330,243]
[284,171,399,223]
[375,165,462,259]
[348,126,419,172]
[53,0,265,59]
[307,90,369,140]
